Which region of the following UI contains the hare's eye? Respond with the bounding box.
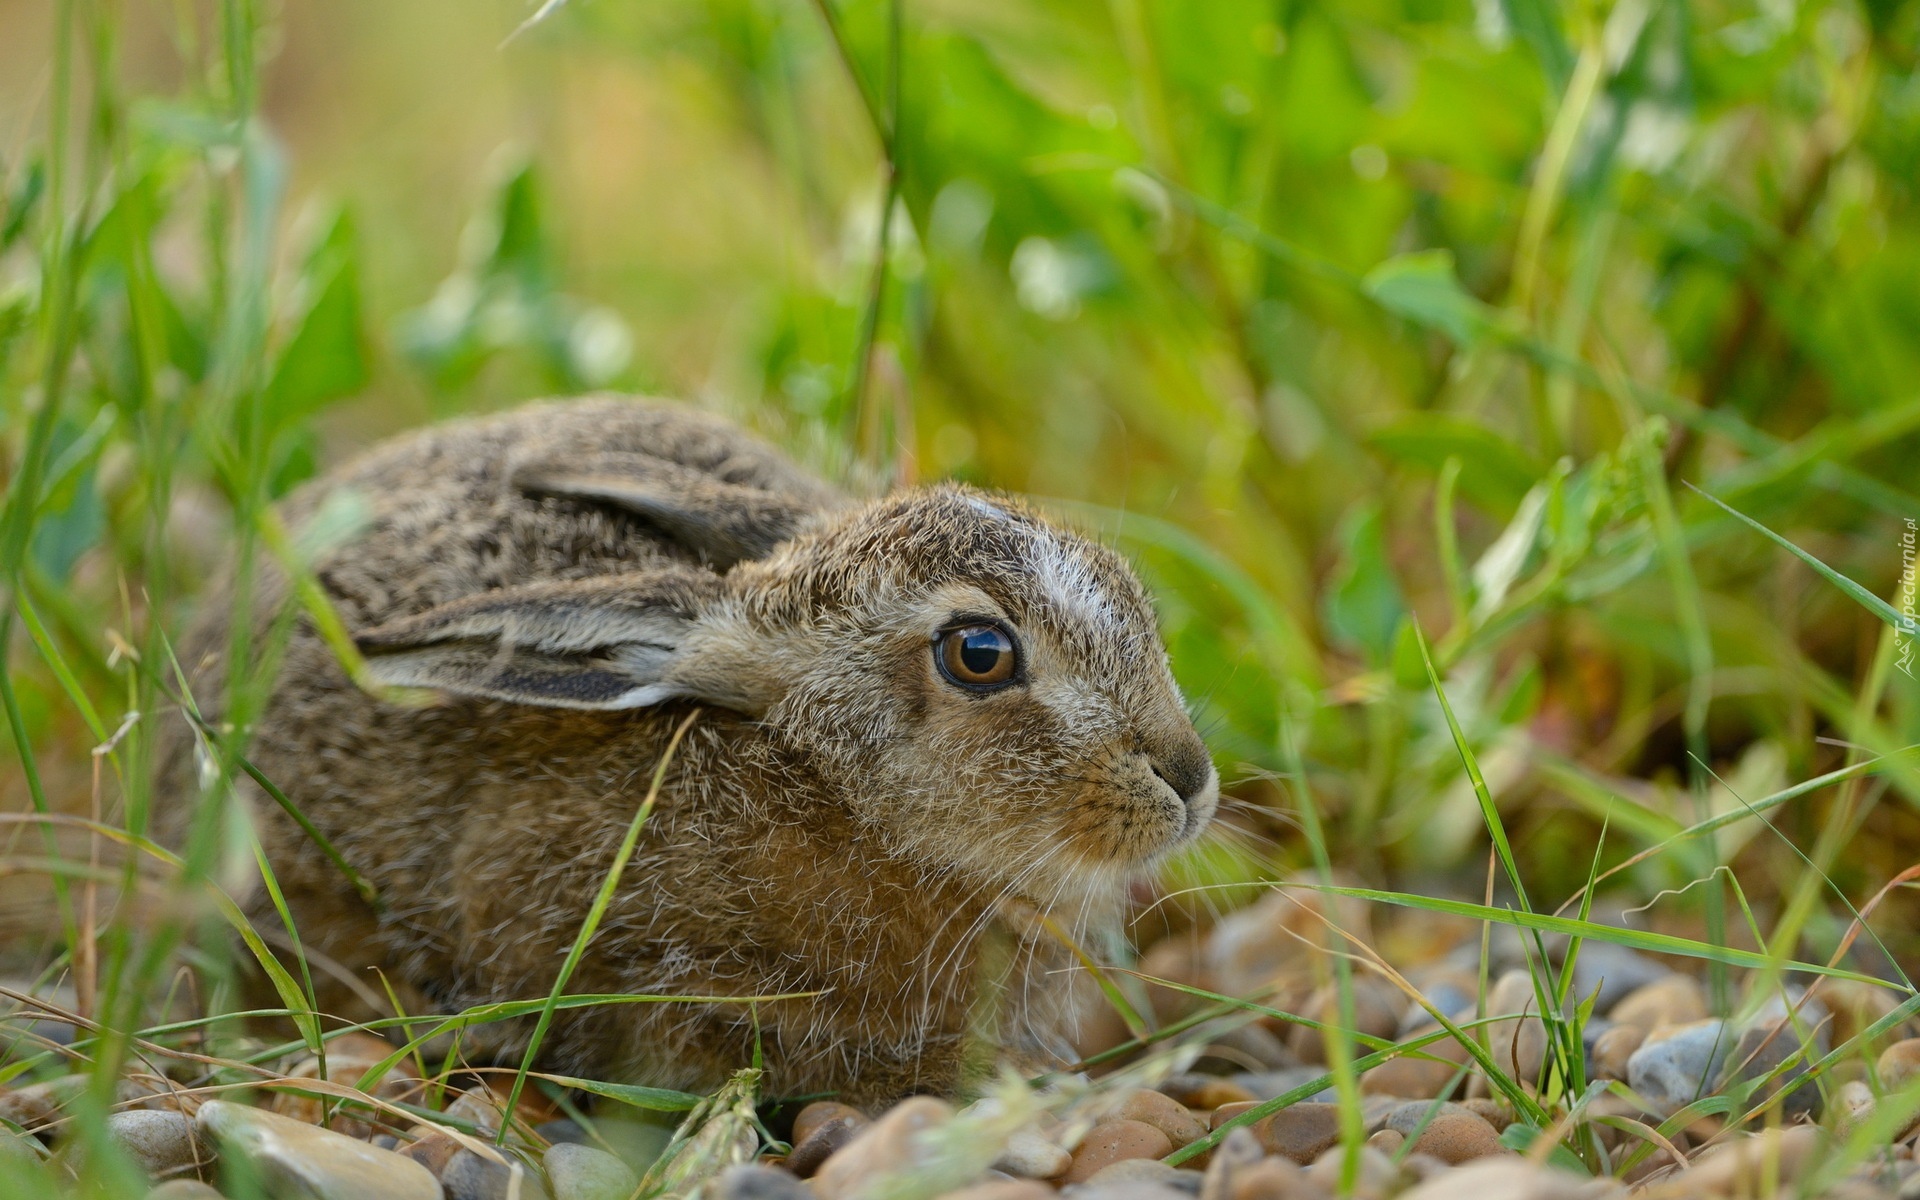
[936,624,1019,690]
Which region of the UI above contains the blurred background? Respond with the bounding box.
[3,0,1920,969]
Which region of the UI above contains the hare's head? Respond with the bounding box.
[358,484,1215,904]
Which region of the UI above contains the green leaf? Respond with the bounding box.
[533,1073,704,1113]
[1323,502,1406,663]
[1362,250,1495,347]
[1367,415,1545,514]
[263,210,368,430]
[1687,484,1908,633]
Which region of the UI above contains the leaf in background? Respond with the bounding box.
[1323,502,1406,664]
[262,209,368,430]
[1362,250,1495,347]
[1,158,44,249]
[1367,414,1544,514]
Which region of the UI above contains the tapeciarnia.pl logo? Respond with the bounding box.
[1900,518,1918,678]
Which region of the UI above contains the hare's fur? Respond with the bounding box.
[160,396,1217,1102]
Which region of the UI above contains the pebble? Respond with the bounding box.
[1589,1024,1645,1081]
[1218,1156,1315,1199]
[708,1163,814,1200]
[1366,1128,1404,1154]
[1723,1013,1827,1119]
[1361,1026,1469,1099]
[1200,1024,1298,1074]
[143,1184,227,1200]
[1111,1088,1207,1149]
[1566,943,1667,1016]
[444,1085,507,1136]
[1609,976,1707,1031]
[1286,977,1403,1065]
[0,1075,85,1134]
[1394,1157,1625,1199]
[1668,1125,1822,1195]
[105,1109,206,1178]
[792,1101,869,1147]
[786,1113,867,1178]
[1626,1019,1734,1116]
[543,1142,639,1200]
[194,1100,440,1200]
[992,1128,1071,1179]
[536,1119,590,1146]
[1063,1119,1173,1183]
[1882,1039,1920,1093]
[1259,1102,1341,1165]
[1184,1080,1258,1110]
[811,1095,953,1200]
[442,1148,552,1200]
[1304,1144,1397,1196]
[1401,1111,1508,1164]
[1081,1156,1182,1185]
[1483,971,1548,1086]
[398,1129,461,1175]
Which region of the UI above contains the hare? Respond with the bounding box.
[159,396,1217,1103]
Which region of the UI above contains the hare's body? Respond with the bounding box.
[161,397,1216,1101]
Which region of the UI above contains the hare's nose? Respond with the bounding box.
[1148,736,1216,807]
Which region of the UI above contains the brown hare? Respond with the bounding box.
[160,396,1217,1103]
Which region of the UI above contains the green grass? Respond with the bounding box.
[4,0,1920,1194]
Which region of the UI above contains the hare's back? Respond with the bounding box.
[289,397,837,629]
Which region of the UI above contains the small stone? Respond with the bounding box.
[1186,1080,1258,1110]
[1199,1125,1264,1188]
[1483,971,1549,1086]
[0,1075,85,1134]
[1820,979,1911,1049]
[1228,1070,1326,1103]
[106,1109,207,1178]
[544,1142,638,1200]
[1286,978,1403,1065]
[1222,1157,1313,1200]
[195,1100,440,1200]
[992,1128,1070,1179]
[1626,1020,1734,1116]
[1589,1024,1645,1081]
[1140,934,1215,1025]
[1835,1079,1875,1131]
[444,1085,507,1136]
[1721,1013,1828,1120]
[1210,1101,1260,1131]
[1112,1088,1207,1149]
[791,1101,868,1148]
[811,1096,953,1200]
[707,1163,812,1200]
[1608,976,1707,1032]
[1304,1145,1397,1196]
[536,1119,590,1146]
[1567,944,1667,1016]
[785,1114,866,1178]
[399,1129,461,1175]
[941,1184,1055,1200]
[1366,1128,1403,1154]
[1063,1119,1173,1184]
[1084,1156,1180,1184]
[1260,1103,1341,1165]
[1680,1126,1822,1195]
[1393,1157,1624,1199]
[143,1184,227,1200]
[1881,1039,1920,1093]
[1199,1024,1298,1073]
[441,1148,552,1200]
[1361,1028,1469,1099]
[1402,1111,1507,1165]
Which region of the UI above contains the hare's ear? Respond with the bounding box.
[354,572,767,713]
[513,452,809,568]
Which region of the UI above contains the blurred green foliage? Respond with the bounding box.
[4,0,1920,973]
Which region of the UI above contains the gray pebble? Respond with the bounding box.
[195,1101,440,1200]
[537,1119,591,1146]
[442,1147,552,1200]
[106,1109,205,1178]
[1626,1019,1734,1116]
[543,1142,638,1200]
[708,1163,812,1200]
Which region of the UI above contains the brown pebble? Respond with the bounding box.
[399,1129,461,1176]
[1406,1111,1508,1164]
[1367,1128,1404,1154]
[1210,1101,1261,1131]
[1062,1119,1172,1184]
[1361,1030,1470,1099]
[1591,1024,1646,1081]
[1287,978,1403,1065]
[785,1114,864,1179]
[1228,1156,1311,1200]
[1457,1098,1509,1131]
[1260,1102,1342,1165]
[812,1097,952,1200]
[1609,975,1707,1031]
[791,1101,867,1148]
[934,1183,1056,1200]
[1881,1039,1920,1093]
[1190,1080,1259,1110]
[1112,1087,1207,1149]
